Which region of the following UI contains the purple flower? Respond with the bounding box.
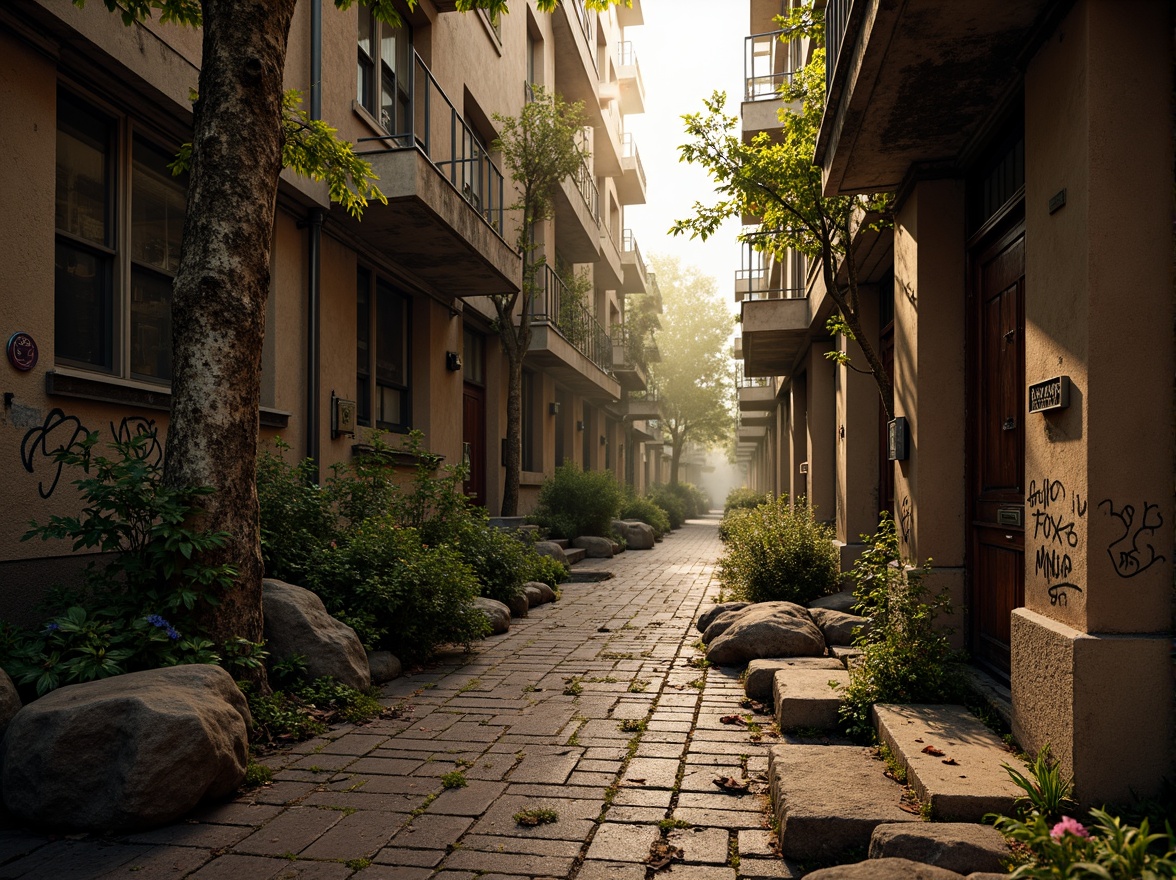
[165,626,181,641]
[1051,816,1090,840]
[43,622,60,635]
[145,614,170,629]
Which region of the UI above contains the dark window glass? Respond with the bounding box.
[463,328,485,385]
[358,11,375,114]
[375,280,410,430]
[55,240,113,370]
[356,267,371,426]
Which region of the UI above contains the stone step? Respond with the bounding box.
[744,657,844,704]
[551,538,571,549]
[773,667,850,731]
[768,744,918,863]
[567,569,613,583]
[563,547,587,565]
[872,704,1022,821]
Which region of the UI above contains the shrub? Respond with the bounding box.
[310,516,488,663]
[716,495,839,606]
[646,485,686,529]
[724,487,768,514]
[449,515,532,606]
[257,439,336,586]
[620,495,671,538]
[522,552,570,589]
[529,463,624,539]
[837,513,967,740]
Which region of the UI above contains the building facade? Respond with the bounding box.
[734,0,1173,804]
[0,0,666,621]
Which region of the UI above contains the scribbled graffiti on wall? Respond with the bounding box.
[1098,498,1165,579]
[20,410,161,500]
[898,496,913,547]
[1027,476,1086,607]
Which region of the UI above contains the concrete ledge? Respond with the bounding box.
[773,668,850,730]
[745,658,844,704]
[872,704,1021,821]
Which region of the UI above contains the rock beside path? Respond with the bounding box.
[367,651,402,683]
[803,857,963,879]
[706,602,826,666]
[262,579,370,690]
[810,608,870,646]
[612,520,656,550]
[808,589,857,613]
[474,597,512,634]
[574,536,615,558]
[524,581,557,605]
[0,669,21,737]
[2,665,250,832]
[869,823,1011,875]
[533,541,568,565]
[697,602,750,633]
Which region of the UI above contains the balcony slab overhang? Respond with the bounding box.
[617,0,643,28]
[618,63,646,115]
[816,0,1053,196]
[597,230,625,289]
[741,408,773,424]
[617,155,648,205]
[554,176,601,263]
[738,384,777,412]
[615,397,661,420]
[611,356,649,392]
[527,323,621,400]
[740,297,809,377]
[738,425,768,441]
[621,253,648,294]
[740,96,799,144]
[343,148,521,299]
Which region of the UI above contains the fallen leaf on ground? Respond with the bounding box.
[647,840,684,871]
[914,738,924,743]
[898,801,922,815]
[713,775,750,792]
[942,758,959,766]
[921,745,945,757]
[720,715,748,726]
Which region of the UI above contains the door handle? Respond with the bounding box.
[1002,417,1016,431]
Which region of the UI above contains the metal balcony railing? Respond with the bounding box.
[621,132,646,191]
[745,30,802,100]
[826,0,852,97]
[622,228,647,279]
[612,324,650,373]
[736,364,769,389]
[618,40,638,67]
[358,52,506,239]
[572,158,599,222]
[737,231,807,301]
[530,264,613,374]
[570,0,597,65]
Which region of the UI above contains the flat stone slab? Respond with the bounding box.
[803,857,964,879]
[745,658,844,704]
[767,744,917,862]
[830,645,864,666]
[772,668,850,730]
[872,704,1022,821]
[565,547,587,565]
[869,822,1011,875]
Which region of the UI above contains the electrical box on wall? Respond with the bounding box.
[887,417,909,461]
[332,395,356,438]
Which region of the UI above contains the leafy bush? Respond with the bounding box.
[449,516,532,606]
[522,552,570,590]
[5,431,237,697]
[724,487,768,514]
[529,463,624,539]
[837,513,966,740]
[646,485,686,529]
[257,439,335,586]
[716,495,839,606]
[310,516,488,663]
[243,676,383,746]
[620,494,671,538]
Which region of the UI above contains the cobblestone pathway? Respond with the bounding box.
[0,519,786,880]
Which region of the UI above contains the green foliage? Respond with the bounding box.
[646,485,687,530]
[514,808,559,826]
[716,495,839,606]
[243,761,274,788]
[440,771,468,789]
[724,487,769,514]
[530,463,624,540]
[837,514,967,740]
[243,676,383,746]
[5,431,236,696]
[522,552,571,590]
[620,495,671,538]
[1005,746,1078,822]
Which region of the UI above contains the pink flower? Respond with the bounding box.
[1050,816,1090,840]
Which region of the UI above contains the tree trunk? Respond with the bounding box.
[669,433,684,487]
[163,0,297,688]
[501,353,524,516]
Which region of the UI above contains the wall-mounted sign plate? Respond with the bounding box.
[887,416,909,461]
[332,396,357,438]
[1028,375,1070,414]
[6,332,38,372]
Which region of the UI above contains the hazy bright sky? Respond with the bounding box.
[622,0,747,317]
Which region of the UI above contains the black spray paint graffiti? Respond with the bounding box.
[1098,499,1165,579]
[20,408,91,499]
[112,416,163,468]
[898,496,913,546]
[1027,477,1086,606]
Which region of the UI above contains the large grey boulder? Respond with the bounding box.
[869,824,1010,875]
[705,602,826,666]
[367,651,402,684]
[473,597,511,635]
[533,541,568,566]
[524,581,557,604]
[701,607,752,644]
[506,592,529,618]
[697,602,750,633]
[2,665,250,831]
[615,520,656,550]
[573,536,614,558]
[808,588,857,613]
[810,608,871,646]
[0,668,21,738]
[803,858,963,879]
[262,579,371,691]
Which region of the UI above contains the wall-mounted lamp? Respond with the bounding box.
[576,420,586,431]
[600,435,607,446]
[445,351,463,371]
[549,402,561,416]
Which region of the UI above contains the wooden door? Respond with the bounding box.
[968,219,1025,678]
[463,383,486,507]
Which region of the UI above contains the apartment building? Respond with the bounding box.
[0,0,663,618]
[734,0,1173,804]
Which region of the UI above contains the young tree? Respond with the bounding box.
[76,0,618,682]
[648,255,734,485]
[671,5,895,420]
[492,88,589,516]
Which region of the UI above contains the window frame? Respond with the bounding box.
[357,10,413,137]
[356,266,412,433]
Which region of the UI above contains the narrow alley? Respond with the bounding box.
[0,519,787,880]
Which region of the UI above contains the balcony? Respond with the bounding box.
[740,293,809,378]
[617,133,648,205]
[350,52,520,299]
[741,30,803,143]
[620,229,649,294]
[554,157,601,262]
[818,0,1051,195]
[617,384,661,420]
[735,231,806,302]
[611,325,650,392]
[597,221,625,290]
[733,336,744,360]
[596,100,624,177]
[738,424,768,441]
[526,264,621,399]
[616,42,646,115]
[737,367,778,411]
[645,272,663,314]
[616,0,643,28]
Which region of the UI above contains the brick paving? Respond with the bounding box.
[0,518,790,880]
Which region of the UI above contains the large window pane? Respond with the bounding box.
[357,268,371,426]
[358,12,375,112]
[56,92,112,246]
[132,138,186,274]
[54,240,112,369]
[129,266,172,381]
[375,281,409,429]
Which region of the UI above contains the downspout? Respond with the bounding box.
[306,0,324,481]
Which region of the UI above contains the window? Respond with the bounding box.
[358,12,412,136]
[356,268,411,431]
[54,88,187,383]
[521,370,536,471]
[463,328,485,386]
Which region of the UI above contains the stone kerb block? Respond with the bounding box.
[869,823,1011,875]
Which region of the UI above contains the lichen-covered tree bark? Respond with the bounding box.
[164,0,297,669]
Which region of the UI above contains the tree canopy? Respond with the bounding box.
[648,255,734,485]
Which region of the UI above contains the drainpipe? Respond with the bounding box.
[306,0,324,481]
